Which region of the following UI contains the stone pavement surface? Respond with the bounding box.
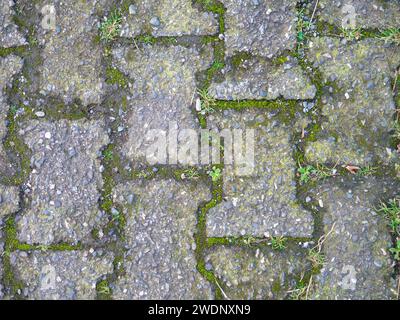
[0,0,399,300]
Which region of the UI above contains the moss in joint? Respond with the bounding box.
[105,66,129,88]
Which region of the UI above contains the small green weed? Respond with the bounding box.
[208,166,221,182]
[197,89,216,115]
[99,10,122,42]
[340,27,362,41]
[270,236,287,251]
[378,28,400,46]
[389,240,400,261]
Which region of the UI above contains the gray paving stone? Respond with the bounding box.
[206,245,310,299]
[0,0,27,48]
[120,0,218,37]
[307,176,399,300]
[112,179,213,299]
[305,38,400,166]
[112,44,212,168]
[318,0,400,29]
[0,185,19,220]
[0,229,3,299]
[209,55,317,100]
[11,250,114,300]
[16,119,109,245]
[0,54,23,174]
[221,0,297,58]
[37,0,107,106]
[206,109,314,238]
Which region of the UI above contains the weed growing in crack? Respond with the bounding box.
[197,89,216,115]
[297,163,337,184]
[308,248,325,270]
[181,168,200,180]
[99,10,122,42]
[390,240,400,261]
[208,166,222,182]
[377,199,400,235]
[340,27,362,41]
[378,28,400,46]
[270,236,287,251]
[296,8,313,44]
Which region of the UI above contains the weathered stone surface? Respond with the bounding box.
[318,0,400,29]
[0,228,3,299]
[221,0,297,58]
[305,38,400,166]
[0,0,27,48]
[0,55,23,174]
[307,176,399,300]
[16,120,109,245]
[11,250,114,300]
[120,0,218,37]
[112,44,212,167]
[206,245,310,299]
[37,0,106,106]
[112,179,212,299]
[206,109,314,238]
[0,185,19,219]
[209,55,317,100]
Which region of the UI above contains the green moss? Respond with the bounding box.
[105,66,129,88]
[230,52,252,69]
[0,46,27,58]
[96,280,112,300]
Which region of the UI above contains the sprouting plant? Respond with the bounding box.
[37,244,49,252]
[97,280,111,295]
[392,122,400,141]
[356,165,378,177]
[340,27,362,41]
[181,168,200,179]
[210,60,224,71]
[376,199,400,235]
[208,166,221,182]
[99,10,122,42]
[197,89,216,115]
[378,28,400,46]
[297,9,313,43]
[141,35,155,44]
[289,280,307,300]
[242,235,257,247]
[103,149,113,161]
[297,165,316,184]
[308,248,325,270]
[389,240,400,261]
[270,236,287,251]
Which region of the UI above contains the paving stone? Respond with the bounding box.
[112,44,212,167]
[221,0,297,58]
[120,0,218,37]
[206,109,314,238]
[209,55,317,100]
[305,38,400,166]
[206,245,310,299]
[0,185,19,220]
[11,250,114,299]
[0,54,23,174]
[16,119,109,245]
[307,176,399,300]
[112,178,212,299]
[0,228,3,299]
[37,0,107,106]
[318,0,400,29]
[0,0,27,48]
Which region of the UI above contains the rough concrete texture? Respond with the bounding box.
[112,179,212,299]
[0,54,23,174]
[221,0,297,58]
[0,0,399,301]
[0,0,27,48]
[207,109,314,238]
[318,0,400,29]
[120,0,218,37]
[206,245,310,299]
[112,44,212,167]
[11,250,114,299]
[305,38,400,166]
[209,55,317,100]
[16,120,109,245]
[307,176,399,300]
[37,0,106,106]
[0,185,19,219]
